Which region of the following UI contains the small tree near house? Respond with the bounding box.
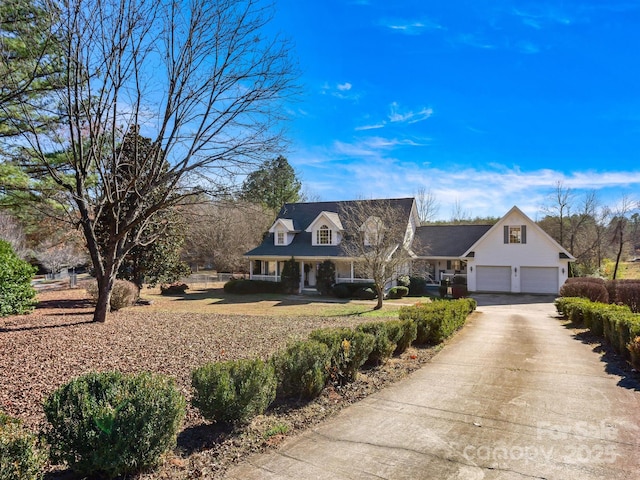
[339,200,416,310]
[280,257,300,294]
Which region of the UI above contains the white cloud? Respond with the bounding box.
[355,123,386,131]
[289,149,640,220]
[383,18,444,35]
[388,102,433,124]
[337,82,352,91]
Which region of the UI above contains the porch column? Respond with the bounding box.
[299,261,304,293]
[249,260,254,279]
[350,261,354,282]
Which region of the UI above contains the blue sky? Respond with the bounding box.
[268,0,640,220]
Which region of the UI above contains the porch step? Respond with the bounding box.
[301,288,320,296]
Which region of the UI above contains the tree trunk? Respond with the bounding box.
[93,271,115,323]
[374,285,384,310]
[613,226,624,280]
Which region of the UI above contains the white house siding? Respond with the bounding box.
[466,209,570,294]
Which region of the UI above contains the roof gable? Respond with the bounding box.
[305,211,343,232]
[462,205,575,259]
[268,218,297,233]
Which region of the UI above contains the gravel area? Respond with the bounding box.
[1,287,441,479]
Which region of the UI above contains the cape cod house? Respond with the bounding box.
[245,198,574,295]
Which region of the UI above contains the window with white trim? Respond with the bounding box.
[276,231,285,245]
[317,225,332,245]
[504,225,527,244]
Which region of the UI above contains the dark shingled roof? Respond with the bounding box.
[246,198,415,258]
[413,224,493,257]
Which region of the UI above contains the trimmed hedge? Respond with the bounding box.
[386,319,417,355]
[0,411,46,480]
[271,340,331,400]
[555,297,640,361]
[560,277,640,313]
[223,278,283,294]
[399,298,476,345]
[356,322,397,365]
[331,282,377,299]
[191,359,276,425]
[309,328,375,383]
[43,371,185,479]
[387,286,409,299]
[559,280,609,303]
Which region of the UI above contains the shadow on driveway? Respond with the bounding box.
[471,293,557,306]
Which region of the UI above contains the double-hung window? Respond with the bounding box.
[504,225,527,244]
[317,225,332,245]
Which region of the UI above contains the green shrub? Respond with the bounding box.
[332,283,351,299]
[0,240,37,317]
[223,278,283,294]
[309,328,375,383]
[191,359,276,425]
[387,286,409,299]
[397,275,410,287]
[43,371,185,479]
[357,322,395,365]
[160,282,188,295]
[355,287,377,300]
[86,279,139,311]
[0,411,46,480]
[628,336,640,371]
[280,257,300,294]
[399,299,473,345]
[271,340,331,400]
[408,276,427,296]
[386,319,417,355]
[316,260,336,296]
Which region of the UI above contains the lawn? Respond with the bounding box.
[140,282,426,317]
[0,284,438,479]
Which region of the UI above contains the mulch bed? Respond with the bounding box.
[1,288,440,479]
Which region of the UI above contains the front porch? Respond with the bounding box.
[248,258,379,293]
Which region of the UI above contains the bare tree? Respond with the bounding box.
[449,198,471,224]
[415,186,439,224]
[0,212,28,258]
[339,200,416,310]
[35,240,86,274]
[609,196,638,279]
[543,181,573,246]
[182,200,272,273]
[7,0,297,322]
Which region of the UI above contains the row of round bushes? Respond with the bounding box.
[555,297,640,370]
[559,277,640,313]
[1,298,477,479]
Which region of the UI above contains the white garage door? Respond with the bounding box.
[521,267,558,294]
[476,266,511,292]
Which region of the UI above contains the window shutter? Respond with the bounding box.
[521,225,527,244]
[504,226,509,244]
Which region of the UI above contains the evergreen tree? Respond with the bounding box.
[241,156,302,211]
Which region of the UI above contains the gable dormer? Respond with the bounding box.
[306,211,343,246]
[361,216,384,246]
[268,218,298,246]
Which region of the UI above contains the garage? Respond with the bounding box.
[476,266,511,292]
[520,267,558,294]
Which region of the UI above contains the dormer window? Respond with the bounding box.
[277,231,285,245]
[317,225,332,245]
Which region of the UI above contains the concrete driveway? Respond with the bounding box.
[223,297,640,479]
